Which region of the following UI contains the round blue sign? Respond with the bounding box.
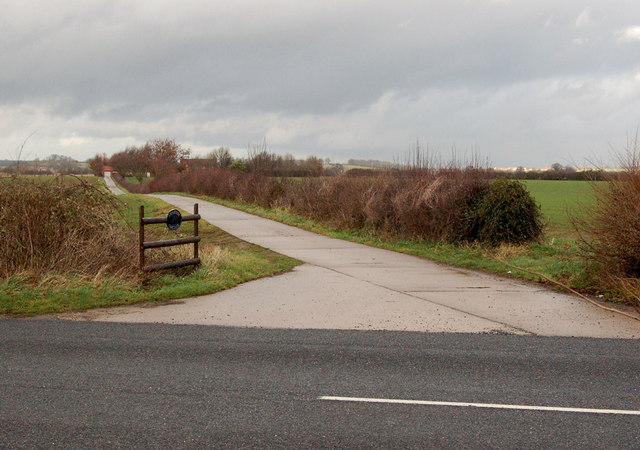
[166,209,182,230]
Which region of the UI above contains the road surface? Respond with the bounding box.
[2,319,640,448]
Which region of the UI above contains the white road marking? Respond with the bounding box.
[318,396,640,416]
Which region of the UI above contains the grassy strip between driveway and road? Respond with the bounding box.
[0,180,300,316]
[171,183,606,301]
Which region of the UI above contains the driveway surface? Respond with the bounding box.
[103,171,124,195]
[74,189,640,338]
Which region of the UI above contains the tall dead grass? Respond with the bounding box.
[0,176,137,278]
[578,140,640,299]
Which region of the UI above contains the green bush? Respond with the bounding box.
[229,160,247,172]
[476,179,543,246]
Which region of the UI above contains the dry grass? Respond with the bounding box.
[576,139,640,302]
[0,176,137,278]
[491,243,530,260]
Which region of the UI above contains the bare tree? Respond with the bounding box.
[208,146,233,167]
[8,131,36,176]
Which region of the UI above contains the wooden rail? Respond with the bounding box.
[139,204,201,272]
[141,214,200,225]
[143,236,201,250]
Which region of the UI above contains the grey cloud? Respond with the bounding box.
[1,0,639,165]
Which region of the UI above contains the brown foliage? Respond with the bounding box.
[0,177,137,278]
[147,139,190,177]
[109,139,190,180]
[579,142,640,280]
[110,146,151,181]
[87,153,108,176]
[142,167,496,242]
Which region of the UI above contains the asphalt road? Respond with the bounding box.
[2,319,640,448]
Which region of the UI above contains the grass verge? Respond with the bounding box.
[0,185,300,316]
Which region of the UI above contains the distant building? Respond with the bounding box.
[102,165,114,176]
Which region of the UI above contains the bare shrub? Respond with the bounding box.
[277,169,490,239]
[385,170,489,241]
[363,177,399,231]
[578,139,640,287]
[281,178,323,217]
[314,177,368,228]
[0,177,137,278]
[146,172,181,194]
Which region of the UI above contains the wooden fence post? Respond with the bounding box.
[194,203,199,260]
[139,205,145,270]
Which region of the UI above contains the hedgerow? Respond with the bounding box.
[123,167,543,246]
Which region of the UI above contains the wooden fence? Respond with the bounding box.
[139,204,201,272]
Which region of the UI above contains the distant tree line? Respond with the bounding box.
[88,139,618,182]
[347,159,394,169]
[244,150,327,177]
[92,139,340,179]
[88,139,190,181]
[1,154,90,175]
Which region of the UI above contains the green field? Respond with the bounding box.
[124,176,150,184]
[523,180,600,240]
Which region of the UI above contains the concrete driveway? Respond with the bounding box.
[103,171,124,195]
[75,193,640,338]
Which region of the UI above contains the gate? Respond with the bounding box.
[139,203,201,272]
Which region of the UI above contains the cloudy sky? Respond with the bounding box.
[2,0,639,167]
